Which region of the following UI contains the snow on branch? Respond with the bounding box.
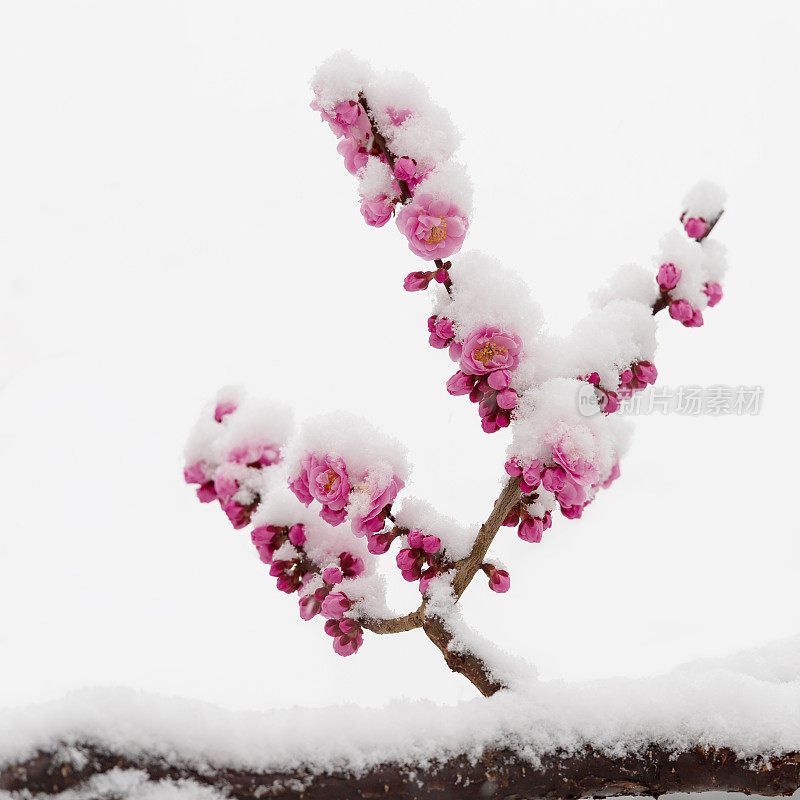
[3,643,800,799]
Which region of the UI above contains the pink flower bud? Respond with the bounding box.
[446,371,473,396]
[322,567,343,585]
[407,530,424,549]
[418,567,439,594]
[214,401,237,423]
[669,299,694,323]
[394,157,417,183]
[487,370,511,390]
[196,482,217,503]
[486,566,511,593]
[321,591,352,619]
[704,281,723,307]
[396,548,417,571]
[496,388,518,410]
[633,361,657,385]
[541,466,567,493]
[619,368,633,384]
[683,217,709,240]
[403,271,433,292]
[434,267,449,283]
[522,460,542,489]
[367,532,394,554]
[421,535,441,554]
[481,416,500,434]
[287,524,306,546]
[518,516,544,543]
[602,391,621,414]
[657,262,681,291]
[684,309,704,328]
[360,196,393,228]
[505,459,523,477]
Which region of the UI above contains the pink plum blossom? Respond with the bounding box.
[394,157,417,182]
[311,99,371,142]
[351,473,404,536]
[552,442,599,486]
[299,587,329,621]
[360,196,393,227]
[395,194,468,260]
[336,137,369,175]
[291,453,351,526]
[428,316,455,349]
[460,326,523,376]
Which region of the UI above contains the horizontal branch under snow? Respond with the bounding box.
[2,636,800,797]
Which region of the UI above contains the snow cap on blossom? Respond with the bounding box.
[393,496,474,561]
[359,196,393,227]
[535,301,657,393]
[655,229,709,311]
[509,378,623,516]
[284,411,409,532]
[183,389,294,521]
[365,69,461,174]
[310,50,373,117]
[433,251,543,359]
[700,238,729,286]
[682,180,726,229]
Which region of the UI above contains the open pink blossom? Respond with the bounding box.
[312,99,371,142]
[428,316,455,349]
[459,326,523,376]
[394,157,417,182]
[395,194,468,260]
[351,473,404,536]
[552,441,599,486]
[304,453,351,521]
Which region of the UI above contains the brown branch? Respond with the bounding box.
[5,742,799,799]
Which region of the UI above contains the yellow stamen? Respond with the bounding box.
[473,341,507,365]
[426,218,447,243]
[323,469,337,493]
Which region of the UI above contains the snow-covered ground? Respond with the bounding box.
[1,0,799,721]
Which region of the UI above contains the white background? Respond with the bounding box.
[1,0,798,712]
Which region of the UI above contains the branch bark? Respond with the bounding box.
[4,742,798,799]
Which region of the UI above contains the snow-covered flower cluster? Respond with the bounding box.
[311,51,471,261]
[183,388,292,529]
[286,412,409,538]
[655,183,728,327]
[504,379,629,538]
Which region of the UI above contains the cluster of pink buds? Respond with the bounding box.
[183,399,281,529]
[506,438,605,521]
[289,452,404,536]
[502,500,553,544]
[403,261,452,293]
[323,618,364,657]
[445,325,523,433]
[657,263,705,327]
[251,522,366,657]
[396,529,444,594]
[582,361,658,413]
